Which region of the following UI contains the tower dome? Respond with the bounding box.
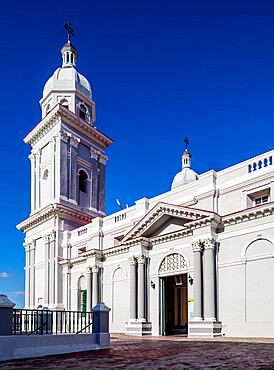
[171,148,199,190]
[40,28,95,124]
[42,41,92,100]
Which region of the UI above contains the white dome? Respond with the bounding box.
[171,148,198,190]
[43,66,92,100]
[171,167,199,190]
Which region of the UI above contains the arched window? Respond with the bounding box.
[79,104,87,120]
[43,169,49,180]
[79,170,88,193]
[45,104,50,115]
[60,98,69,110]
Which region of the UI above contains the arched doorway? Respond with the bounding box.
[159,253,189,335]
[78,276,87,312]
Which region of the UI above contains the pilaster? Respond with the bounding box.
[128,256,137,321]
[191,240,203,321]
[92,265,99,307]
[137,255,146,321]
[86,266,92,311]
[43,234,50,306]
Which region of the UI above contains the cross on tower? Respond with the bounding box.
[64,22,75,42]
[184,137,189,150]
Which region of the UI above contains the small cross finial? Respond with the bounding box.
[184,137,189,150]
[64,22,75,43]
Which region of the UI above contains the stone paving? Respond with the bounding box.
[2,334,274,369]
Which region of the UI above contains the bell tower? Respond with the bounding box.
[17,28,113,309]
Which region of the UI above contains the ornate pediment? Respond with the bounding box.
[122,202,220,242]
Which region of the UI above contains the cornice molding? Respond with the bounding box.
[104,245,130,257]
[150,229,193,245]
[24,104,113,149]
[123,202,221,243]
[17,203,93,233]
[123,237,151,247]
[223,203,274,227]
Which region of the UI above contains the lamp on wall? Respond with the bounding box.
[150,280,155,289]
[188,275,193,285]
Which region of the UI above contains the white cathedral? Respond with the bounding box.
[17,36,274,338]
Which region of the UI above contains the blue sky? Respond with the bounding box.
[1,0,274,307]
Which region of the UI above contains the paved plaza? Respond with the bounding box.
[1,334,274,369]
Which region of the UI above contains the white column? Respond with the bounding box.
[43,235,50,306]
[49,138,55,201]
[137,255,146,321]
[35,150,41,209]
[49,231,55,306]
[92,265,99,307]
[54,228,61,307]
[29,153,35,213]
[204,238,216,321]
[24,243,30,308]
[192,240,203,321]
[86,266,92,311]
[63,263,71,310]
[29,241,36,308]
[129,257,137,320]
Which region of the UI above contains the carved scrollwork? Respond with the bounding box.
[159,253,188,273]
[137,255,146,264]
[128,256,137,266]
[92,265,99,274]
[204,237,216,250]
[85,266,92,274]
[192,240,204,252]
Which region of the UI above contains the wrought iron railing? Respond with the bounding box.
[12,309,93,335]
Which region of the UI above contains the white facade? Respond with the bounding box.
[18,38,274,338]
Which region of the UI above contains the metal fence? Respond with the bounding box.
[13,309,93,335]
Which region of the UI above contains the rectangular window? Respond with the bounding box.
[247,188,270,208]
[255,198,261,205]
[262,196,268,204]
[81,290,87,313]
[254,196,268,206]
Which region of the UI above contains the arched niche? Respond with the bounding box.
[112,267,128,324]
[245,239,274,323]
[245,238,273,258]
